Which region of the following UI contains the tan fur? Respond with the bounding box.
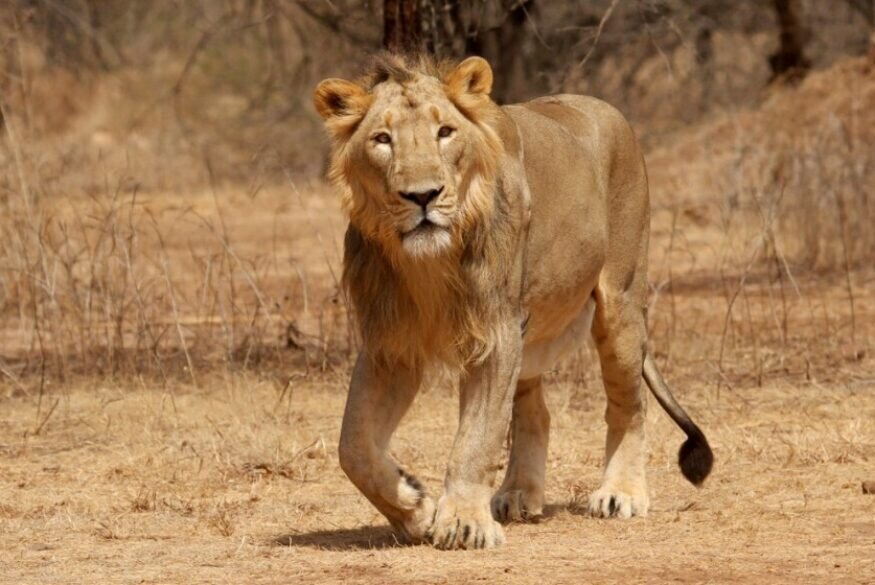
[314,54,709,550]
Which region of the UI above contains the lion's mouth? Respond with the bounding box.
[399,217,454,257]
[403,218,444,238]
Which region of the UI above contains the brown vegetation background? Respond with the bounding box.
[1,2,874,584]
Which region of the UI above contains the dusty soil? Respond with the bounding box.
[2,362,874,584]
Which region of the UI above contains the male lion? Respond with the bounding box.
[313,54,713,550]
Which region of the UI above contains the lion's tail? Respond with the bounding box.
[642,353,713,486]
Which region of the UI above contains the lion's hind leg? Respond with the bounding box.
[492,375,549,523]
[339,354,435,542]
[588,285,650,519]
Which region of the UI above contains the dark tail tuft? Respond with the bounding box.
[643,354,714,486]
[678,429,713,486]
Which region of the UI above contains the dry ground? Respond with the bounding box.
[1,358,874,584]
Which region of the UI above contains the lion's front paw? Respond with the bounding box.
[491,489,543,524]
[393,495,436,543]
[429,492,505,550]
[588,482,649,518]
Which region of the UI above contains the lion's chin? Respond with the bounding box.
[400,222,453,259]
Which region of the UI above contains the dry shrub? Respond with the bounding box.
[0,127,349,383]
[637,58,875,388]
[209,500,237,537]
[773,107,875,270]
[742,58,875,271]
[652,57,875,271]
[0,1,371,193]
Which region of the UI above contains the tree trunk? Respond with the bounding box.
[444,0,538,104]
[769,0,811,81]
[384,0,422,54]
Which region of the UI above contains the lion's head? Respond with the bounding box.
[314,54,503,261]
[313,55,518,367]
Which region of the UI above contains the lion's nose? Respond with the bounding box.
[399,186,444,208]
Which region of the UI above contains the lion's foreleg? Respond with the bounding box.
[430,320,522,549]
[492,375,549,523]
[339,353,435,542]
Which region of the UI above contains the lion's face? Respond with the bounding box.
[315,57,501,260]
[348,79,471,257]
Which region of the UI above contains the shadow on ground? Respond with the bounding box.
[273,502,590,550]
[545,502,585,518]
[271,525,413,550]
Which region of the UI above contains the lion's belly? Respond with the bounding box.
[520,297,595,380]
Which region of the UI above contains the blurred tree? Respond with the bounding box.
[846,0,874,27]
[769,0,810,81]
[457,0,538,103]
[380,0,538,103]
[384,0,423,53]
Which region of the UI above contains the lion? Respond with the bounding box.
[313,54,713,550]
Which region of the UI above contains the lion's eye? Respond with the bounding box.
[373,132,392,144]
[437,126,455,139]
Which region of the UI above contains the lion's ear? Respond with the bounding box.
[313,78,371,125]
[444,57,494,121]
[445,57,493,98]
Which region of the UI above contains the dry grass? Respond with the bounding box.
[0,175,349,383]
[2,363,874,584]
[648,56,875,271]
